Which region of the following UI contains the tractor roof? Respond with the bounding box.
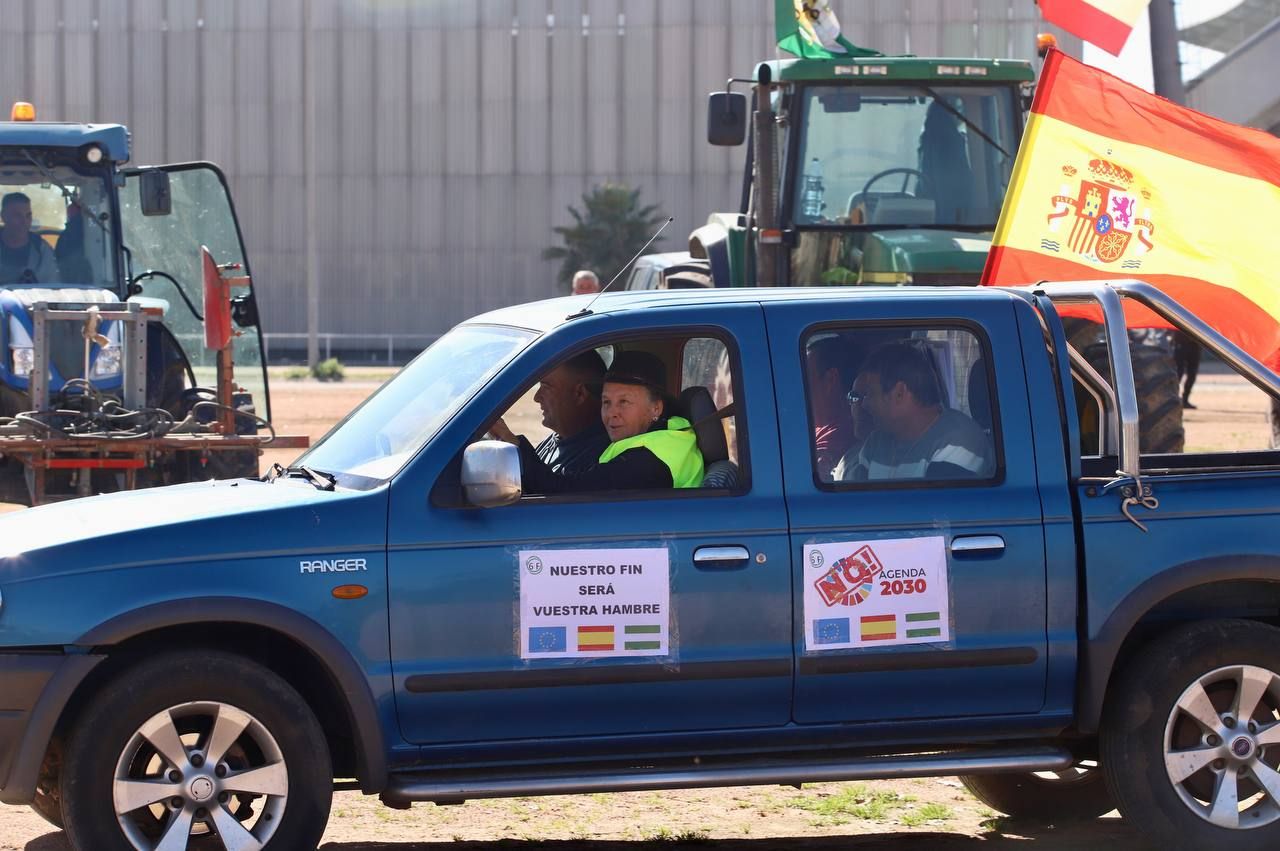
[760,55,1034,84]
[0,122,129,163]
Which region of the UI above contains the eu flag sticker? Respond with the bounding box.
[528,626,567,653]
[814,617,851,645]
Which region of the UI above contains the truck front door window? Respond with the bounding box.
[491,336,745,498]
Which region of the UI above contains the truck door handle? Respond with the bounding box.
[950,535,1005,555]
[693,546,751,568]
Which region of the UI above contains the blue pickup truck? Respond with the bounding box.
[2,281,1280,851]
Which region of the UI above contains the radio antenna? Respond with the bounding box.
[567,216,675,319]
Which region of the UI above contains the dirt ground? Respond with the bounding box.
[0,367,1265,849]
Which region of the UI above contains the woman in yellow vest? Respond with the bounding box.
[491,350,704,492]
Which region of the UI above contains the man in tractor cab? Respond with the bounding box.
[0,192,59,283]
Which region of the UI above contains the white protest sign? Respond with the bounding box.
[802,536,949,651]
[519,547,670,659]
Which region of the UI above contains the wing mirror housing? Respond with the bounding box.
[138,169,171,216]
[707,91,748,146]
[461,440,522,507]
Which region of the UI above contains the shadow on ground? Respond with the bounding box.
[21,820,1140,851]
[316,820,1139,850]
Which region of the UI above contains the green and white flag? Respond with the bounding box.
[775,1,869,60]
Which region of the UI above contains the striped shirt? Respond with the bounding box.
[835,408,994,482]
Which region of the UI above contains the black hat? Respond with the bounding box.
[603,350,667,393]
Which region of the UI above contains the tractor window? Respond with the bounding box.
[121,164,269,421]
[0,166,115,288]
[791,84,1017,228]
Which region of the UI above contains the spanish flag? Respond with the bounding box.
[982,49,1280,372]
[1038,0,1150,56]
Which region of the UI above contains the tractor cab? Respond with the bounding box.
[697,55,1033,288]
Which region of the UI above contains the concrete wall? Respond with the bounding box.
[0,0,1077,358]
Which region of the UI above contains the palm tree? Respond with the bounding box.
[543,184,666,291]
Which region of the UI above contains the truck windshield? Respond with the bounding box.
[791,84,1018,229]
[0,164,115,288]
[295,324,536,486]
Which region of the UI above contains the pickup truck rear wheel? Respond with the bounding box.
[1101,619,1280,851]
[59,651,331,851]
[959,763,1113,820]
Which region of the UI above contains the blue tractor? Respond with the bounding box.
[0,103,299,504]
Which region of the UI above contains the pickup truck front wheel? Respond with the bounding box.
[59,651,332,851]
[1102,619,1280,851]
[959,763,1113,821]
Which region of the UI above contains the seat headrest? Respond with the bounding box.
[677,386,728,465]
[868,197,936,225]
[967,357,992,433]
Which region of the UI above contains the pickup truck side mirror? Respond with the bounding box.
[461,440,522,508]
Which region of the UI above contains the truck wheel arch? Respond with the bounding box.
[73,596,388,792]
[1078,555,1280,733]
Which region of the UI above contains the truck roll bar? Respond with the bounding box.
[1020,279,1280,480]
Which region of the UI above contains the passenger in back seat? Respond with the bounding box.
[835,341,993,482]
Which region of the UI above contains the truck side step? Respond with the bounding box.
[381,744,1072,806]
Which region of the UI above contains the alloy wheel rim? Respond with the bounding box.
[112,701,288,851]
[1163,663,1280,830]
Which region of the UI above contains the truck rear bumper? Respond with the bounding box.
[0,651,102,805]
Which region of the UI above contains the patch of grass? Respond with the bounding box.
[980,814,1016,833]
[793,783,907,824]
[900,802,953,826]
[644,827,711,843]
[284,365,310,380]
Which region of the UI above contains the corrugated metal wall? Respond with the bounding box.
[0,1,1077,356]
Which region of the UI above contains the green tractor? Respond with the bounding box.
[678,12,1183,453]
[695,48,1032,291]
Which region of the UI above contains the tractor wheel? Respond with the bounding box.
[1078,338,1185,456]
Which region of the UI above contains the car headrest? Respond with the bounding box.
[677,386,728,465]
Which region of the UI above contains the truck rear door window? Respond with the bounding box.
[803,325,999,486]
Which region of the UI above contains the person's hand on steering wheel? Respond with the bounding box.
[488,417,518,445]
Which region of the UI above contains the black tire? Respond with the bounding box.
[1101,619,1280,851]
[60,652,332,851]
[1081,340,1184,454]
[959,766,1114,821]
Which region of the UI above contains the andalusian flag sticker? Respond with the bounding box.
[905,612,942,639]
[623,624,661,651]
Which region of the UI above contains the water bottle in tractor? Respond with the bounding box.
[801,157,825,220]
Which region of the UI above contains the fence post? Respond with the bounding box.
[387,337,393,364]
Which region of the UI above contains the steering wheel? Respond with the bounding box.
[861,167,925,198]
